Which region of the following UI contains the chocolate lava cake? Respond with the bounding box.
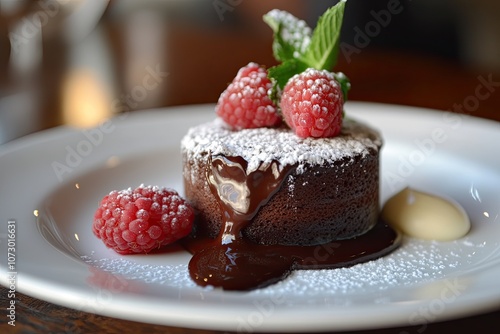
[181,117,383,246]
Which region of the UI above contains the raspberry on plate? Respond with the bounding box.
[216,62,281,130]
[280,68,344,138]
[92,185,194,255]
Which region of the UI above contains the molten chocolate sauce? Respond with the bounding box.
[186,155,401,291]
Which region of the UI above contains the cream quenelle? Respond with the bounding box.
[381,187,470,241]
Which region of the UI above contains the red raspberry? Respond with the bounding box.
[216,62,281,129]
[92,185,194,255]
[280,68,344,138]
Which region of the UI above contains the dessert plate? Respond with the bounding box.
[1,102,499,332]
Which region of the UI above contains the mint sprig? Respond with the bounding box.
[263,9,312,62]
[299,1,346,71]
[263,0,349,102]
[333,72,351,102]
[267,59,309,94]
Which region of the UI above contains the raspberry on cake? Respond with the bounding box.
[93,185,194,254]
[215,62,281,130]
[281,68,344,138]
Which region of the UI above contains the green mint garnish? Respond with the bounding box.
[299,0,346,71]
[334,72,351,101]
[264,0,349,103]
[267,59,309,94]
[263,9,312,62]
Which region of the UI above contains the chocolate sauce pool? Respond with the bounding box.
[185,156,401,291]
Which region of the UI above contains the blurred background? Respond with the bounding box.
[1,0,499,145]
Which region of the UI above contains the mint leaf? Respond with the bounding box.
[272,23,298,63]
[334,72,351,101]
[263,9,312,62]
[300,0,346,70]
[267,59,309,104]
[265,1,350,105]
[268,59,309,90]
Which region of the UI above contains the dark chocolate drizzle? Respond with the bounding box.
[186,155,401,291]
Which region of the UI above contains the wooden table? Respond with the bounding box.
[1,3,500,333]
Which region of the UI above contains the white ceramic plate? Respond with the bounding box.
[1,102,500,332]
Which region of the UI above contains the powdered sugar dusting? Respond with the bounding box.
[80,237,488,296]
[181,117,382,174]
[82,256,196,286]
[252,238,468,297]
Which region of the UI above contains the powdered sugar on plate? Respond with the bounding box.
[181,117,382,174]
[82,255,196,287]
[81,236,488,298]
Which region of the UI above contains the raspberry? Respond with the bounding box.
[216,62,281,129]
[92,185,194,255]
[280,68,343,138]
